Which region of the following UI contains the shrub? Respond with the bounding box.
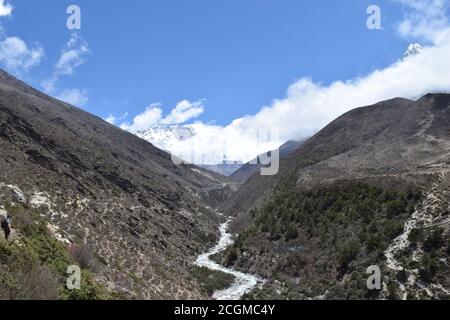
[0,240,60,300]
[285,225,298,241]
[0,205,112,300]
[423,228,444,252]
[224,248,238,266]
[190,266,235,296]
[386,282,400,300]
[418,254,439,283]
[384,199,405,217]
[408,228,424,246]
[337,241,360,272]
[68,243,95,270]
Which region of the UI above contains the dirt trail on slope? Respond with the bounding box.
[384,171,450,299]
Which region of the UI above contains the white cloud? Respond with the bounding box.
[120,104,163,131]
[41,77,57,93]
[160,100,204,125]
[0,37,44,73]
[41,33,91,108]
[0,0,12,17]
[120,100,205,131]
[104,112,128,125]
[105,115,117,124]
[42,33,90,94]
[54,33,90,77]
[57,88,88,107]
[396,0,450,43]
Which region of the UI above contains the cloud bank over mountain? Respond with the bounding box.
[112,0,450,164]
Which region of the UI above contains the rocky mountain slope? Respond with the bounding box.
[198,163,242,177]
[219,94,450,299]
[199,163,243,177]
[230,140,305,183]
[0,69,232,299]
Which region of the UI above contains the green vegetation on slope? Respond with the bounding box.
[0,203,114,300]
[224,174,424,299]
[190,266,236,296]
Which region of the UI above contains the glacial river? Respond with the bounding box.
[194,216,265,300]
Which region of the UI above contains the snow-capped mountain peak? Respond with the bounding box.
[403,43,423,60]
[135,125,197,143]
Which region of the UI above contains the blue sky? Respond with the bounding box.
[2,0,410,124]
[1,0,450,164]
